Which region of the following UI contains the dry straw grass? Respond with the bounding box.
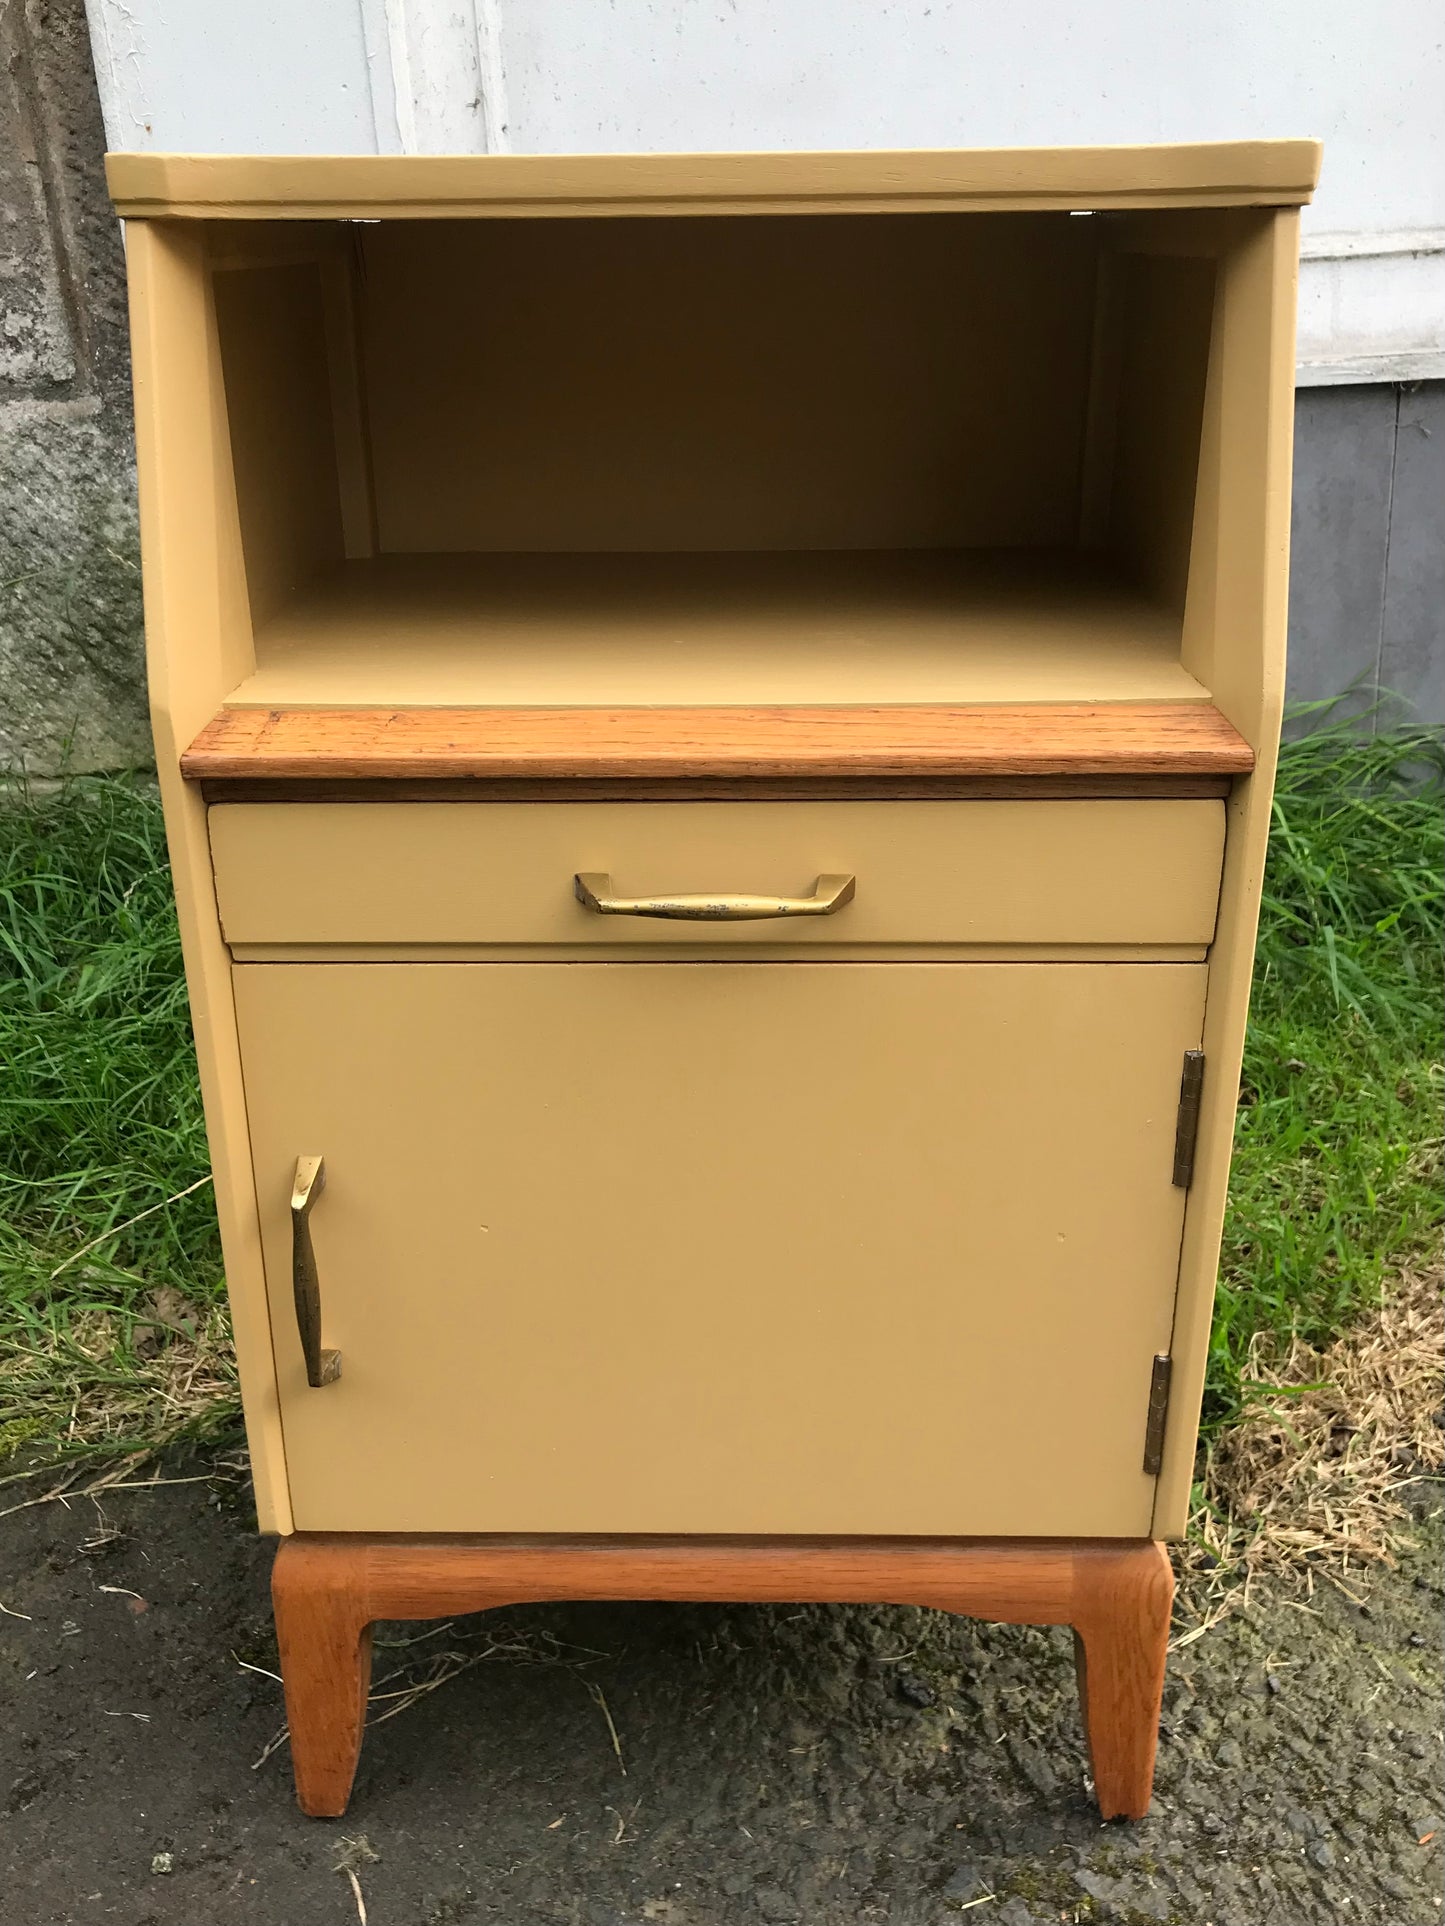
[0,1284,237,1465]
[1182,1255,1443,1621]
[249,1620,610,1775]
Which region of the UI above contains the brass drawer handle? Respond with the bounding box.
[291,1155,341,1387]
[573,872,856,921]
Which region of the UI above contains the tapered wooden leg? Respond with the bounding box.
[1070,1540,1174,1820]
[268,1533,1173,1821]
[271,1536,376,1817]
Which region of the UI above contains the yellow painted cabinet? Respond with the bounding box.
[114,143,1314,1818]
[234,960,1205,1537]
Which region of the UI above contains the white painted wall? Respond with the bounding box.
[85,0,1444,381]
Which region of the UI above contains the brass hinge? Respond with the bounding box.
[1142,1354,1173,1475]
[1172,1050,1206,1188]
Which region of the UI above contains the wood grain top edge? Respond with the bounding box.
[181,702,1256,784]
[106,141,1322,217]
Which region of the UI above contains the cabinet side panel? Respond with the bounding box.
[1107,252,1216,614]
[212,260,348,624]
[1153,211,1299,1536]
[126,221,291,1532]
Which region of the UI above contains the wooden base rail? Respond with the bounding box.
[271,1533,1174,1821]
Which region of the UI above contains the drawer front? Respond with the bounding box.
[235,960,1205,1536]
[211,799,1224,948]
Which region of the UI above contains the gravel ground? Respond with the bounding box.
[0,1451,1440,1926]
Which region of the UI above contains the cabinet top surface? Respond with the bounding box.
[106,141,1321,219]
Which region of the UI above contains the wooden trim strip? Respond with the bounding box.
[107,144,1322,220]
[199,774,1234,804]
[230,944,1212,964]
[183,702,1255,786]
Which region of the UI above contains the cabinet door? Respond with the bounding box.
[234,963,1204,1535]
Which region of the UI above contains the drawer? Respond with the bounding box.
[209,799,1225,950]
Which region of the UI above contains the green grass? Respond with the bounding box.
[1209,720,1444,1429]
[0,775,229,1455]
[0,728,1441,1458]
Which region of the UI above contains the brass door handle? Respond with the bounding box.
[573,872,856,921]
[291,1155,341,1387]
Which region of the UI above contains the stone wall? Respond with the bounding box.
[1,4,1442,775]
[1289,382,1445,728]
[0,0,146,775]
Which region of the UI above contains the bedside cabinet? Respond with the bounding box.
[109,139,1318,1819]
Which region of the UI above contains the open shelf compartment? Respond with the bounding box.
[205,204,1230,724]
